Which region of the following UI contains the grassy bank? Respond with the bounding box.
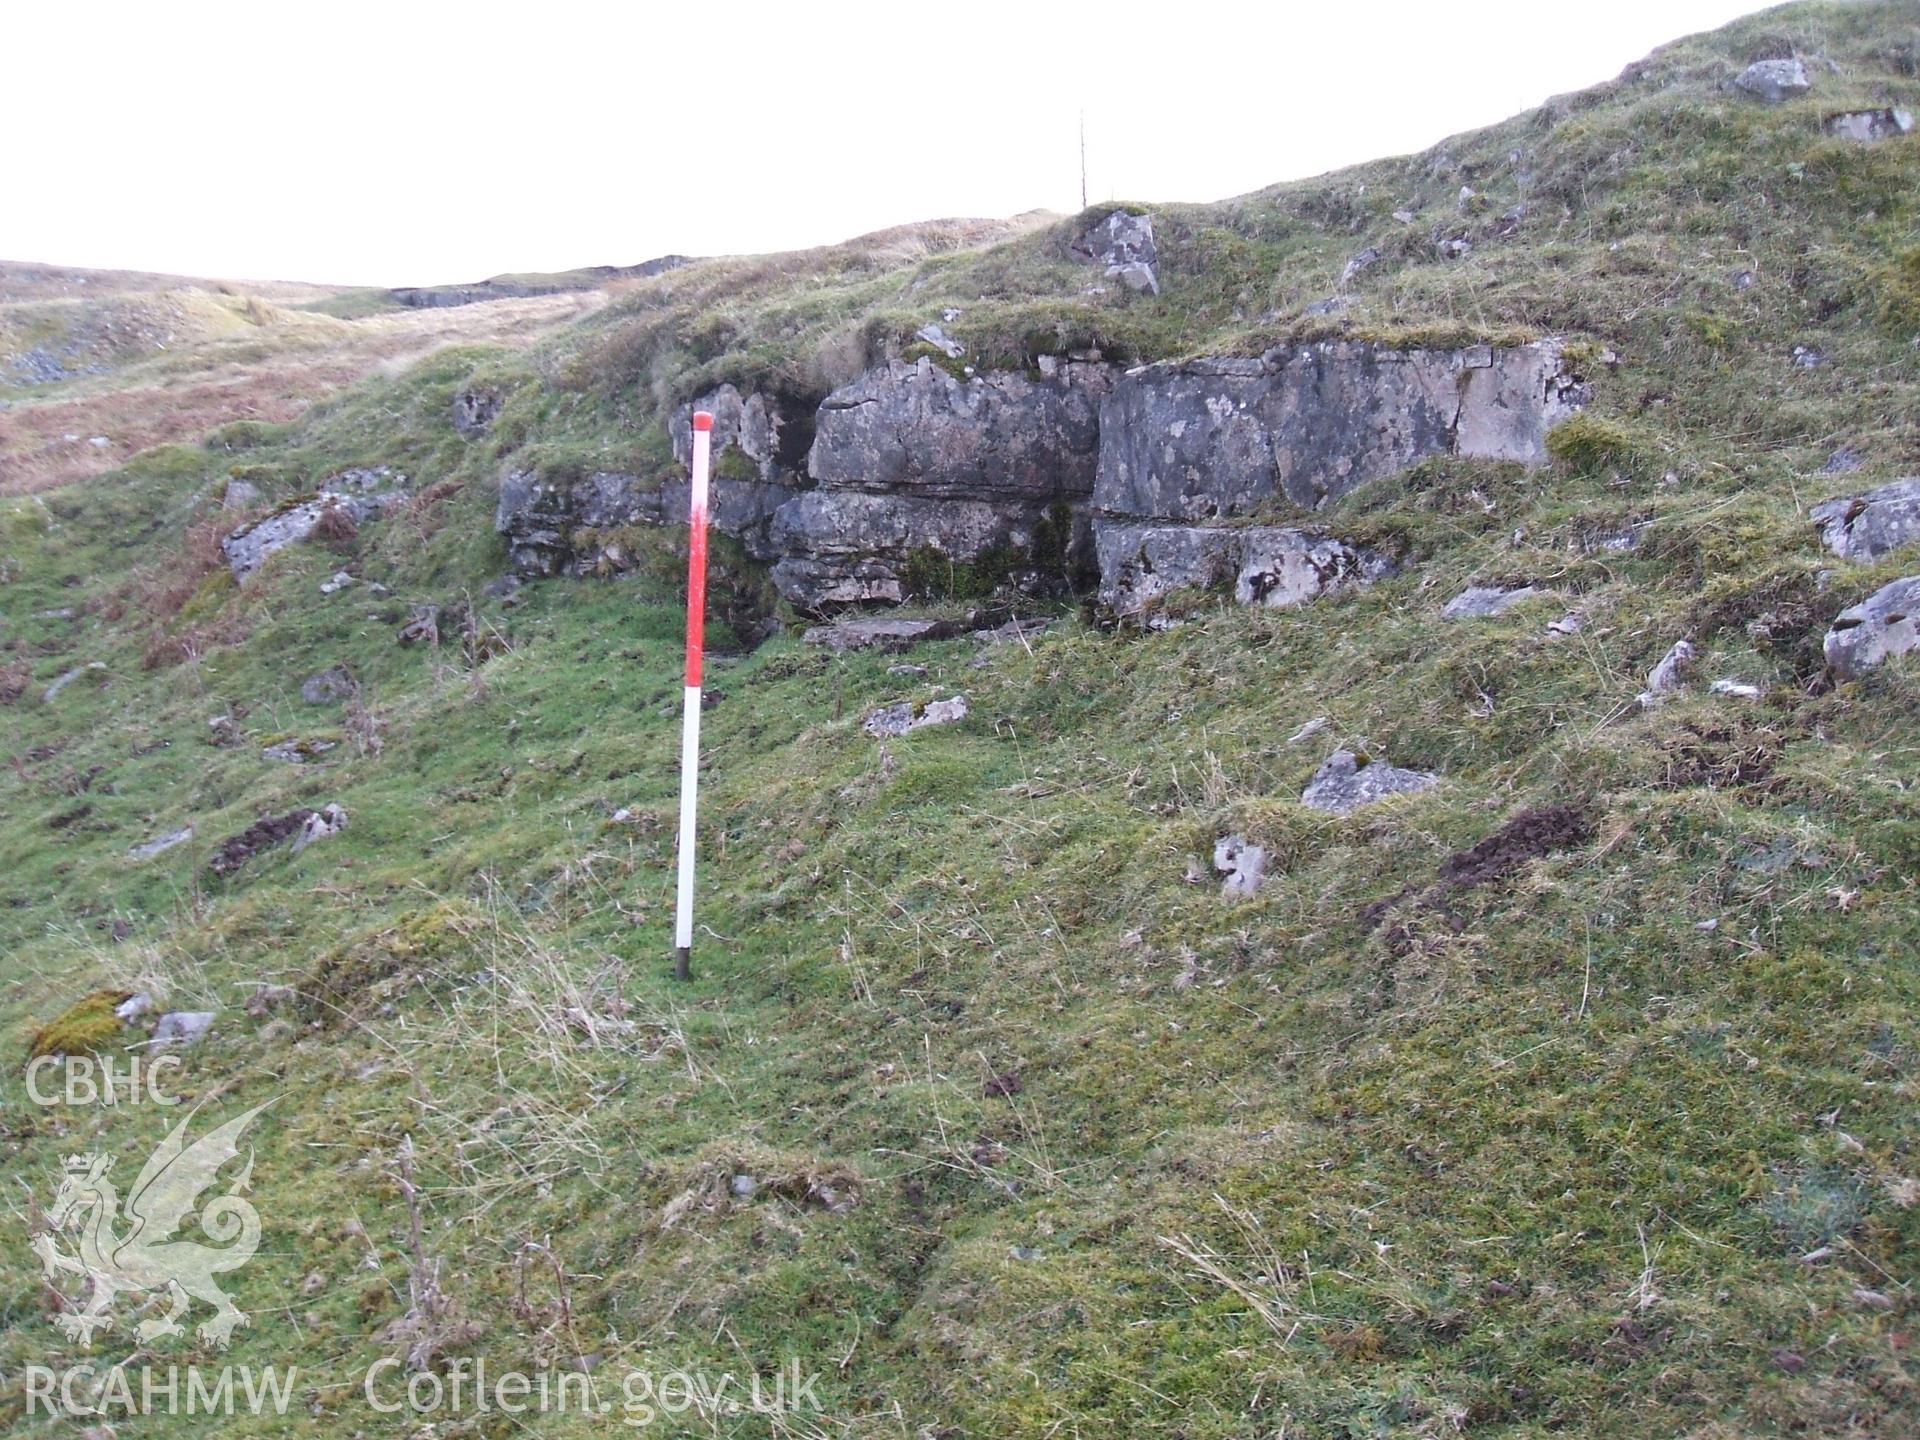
[0,3,1917,1435]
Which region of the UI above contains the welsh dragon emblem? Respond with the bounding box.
[34,1101,272,1347]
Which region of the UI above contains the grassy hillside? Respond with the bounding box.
[1,3,1918,1436]
[0,264,612,495]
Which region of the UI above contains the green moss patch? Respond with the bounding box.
[28,990,132,1060]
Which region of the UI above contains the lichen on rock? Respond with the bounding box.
[1095,522,1393,622]
[1826,576,1920,677]
[1301,748,1440,814]
[1095,341,1587,523]
[1811,478,1920,562]
[222,467,409,580]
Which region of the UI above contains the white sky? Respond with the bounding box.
[8,0,1768,287]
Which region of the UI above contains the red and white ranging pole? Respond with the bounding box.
[672,410,713,981]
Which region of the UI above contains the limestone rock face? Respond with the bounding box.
[128,826,194,861]
[765,357,1112,608]
[453,387,501,437]
[151,1011,216,1048]
[914,323,965,359]
[1824,108,1913,141]
[500,339,1590,622]
[221,467,408,580]
[1443,585,1542,619]
[493,465,796,577]
[659,475,796,562]
[1095,521,1394,620]
[1644,639,1697,699]
[801,617,956,652]
[1213,834,1267,899]
[1094,341,1587,522]
[770,491,1063,608]
[494,381,807,579]
[292,803,349,854]
[1301,749,1440,814]
[1812,478,1920,562]
[1085,341,1582,623]
[1826,576,1920,677]
[1734,58,1811,103]
[862,694,969,738]
[495,469,657,577]
[807,357,1110,500]
[671,383,802,481]
[1070,210,1159,294]
[396,605,441,646]
[116,993,156,1021]
[1338,247,1382,291]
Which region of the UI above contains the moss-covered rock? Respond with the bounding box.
[29,990,133,1060]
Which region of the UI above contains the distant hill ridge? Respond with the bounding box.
[385,255,695,308]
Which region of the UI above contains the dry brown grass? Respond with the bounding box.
[0,285,603,495]
[140,613,251,671]
[0,358,371,492]
[104,510,253,670]
[127,511,231,619]
[0,259,346,306]
[310,504,360,546]
[0,658,29,705]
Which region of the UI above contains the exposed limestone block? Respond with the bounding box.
[1826,576,1920,677]
[1095,341,1587,522]
[1094,520,1393,620]
[1812,478,1920,562]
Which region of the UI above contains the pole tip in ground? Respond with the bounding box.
[692,411,714,432]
